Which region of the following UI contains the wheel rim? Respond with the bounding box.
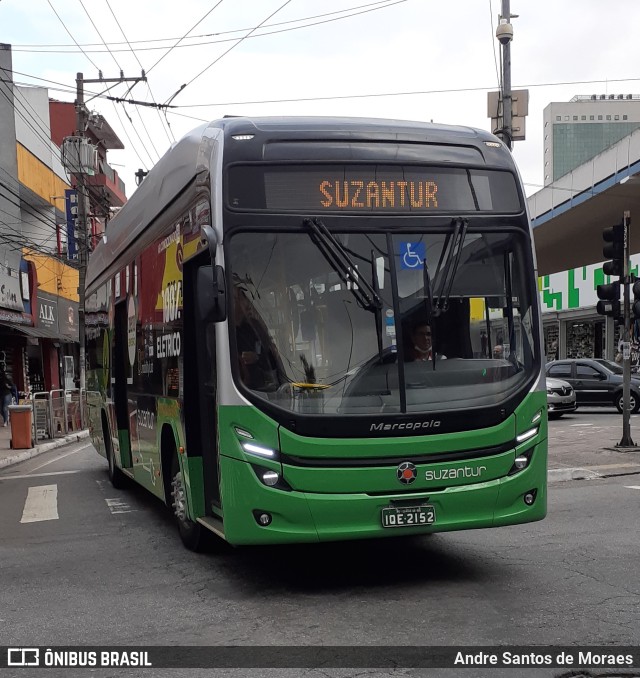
[172,471,187,522]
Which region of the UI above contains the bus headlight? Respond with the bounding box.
[261,470,280,486]
[508,448,534,475]
[250,464,292,491]
[513,454,529,470]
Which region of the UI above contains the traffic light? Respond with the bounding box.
[596,280,621,319]
[602,221,625,277]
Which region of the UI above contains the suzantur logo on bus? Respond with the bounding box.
[370,420,441,432]
[425,465,487,481]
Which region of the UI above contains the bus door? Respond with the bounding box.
[113,299,132,468]
[183,256,221,510]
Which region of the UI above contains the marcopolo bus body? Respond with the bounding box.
[85,116,547,550]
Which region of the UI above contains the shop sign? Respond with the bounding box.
[0,250,26,313]
[58,297,79,342]
[37,292,59,334]
[65,189,78,260]
[0,308,31,324]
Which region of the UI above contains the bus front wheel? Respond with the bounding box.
[106,429,126,489]
[171,455,206,552]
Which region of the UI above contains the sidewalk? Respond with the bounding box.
[0,416,639,482]
[546,415,640,482]
[0,422,89,469]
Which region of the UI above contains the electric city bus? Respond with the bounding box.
[85,116,547,551]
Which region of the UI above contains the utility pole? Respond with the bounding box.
[71,71,145,390]
[75,73,88,394]
[496,0,515,149]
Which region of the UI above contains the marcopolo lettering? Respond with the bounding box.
[370,420,441,433]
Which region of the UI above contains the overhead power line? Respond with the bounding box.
[13,66,640,110]
[10,0,406,53]
[104,0,175,144]
[146,0,228,75]
[174,77,640,108]
[46,0,101,72]
[77,0,122,72]
[165,0,295,105]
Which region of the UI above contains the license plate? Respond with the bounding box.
[381,505,436,528]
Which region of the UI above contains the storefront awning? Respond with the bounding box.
[1,323,61,340]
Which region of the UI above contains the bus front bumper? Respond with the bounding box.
[217,443,547,545]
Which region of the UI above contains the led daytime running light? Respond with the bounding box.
[242,442,276,458]
[516,427,539,444]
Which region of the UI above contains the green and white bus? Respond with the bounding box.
[85,116,547,550]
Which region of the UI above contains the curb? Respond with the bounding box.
[548,467,602,483]
[0,430,90,469]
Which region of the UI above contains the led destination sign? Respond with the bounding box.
[319,179,438,210]
[227,165,521,213]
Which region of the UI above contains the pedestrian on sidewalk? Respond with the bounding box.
[0,371,15,427]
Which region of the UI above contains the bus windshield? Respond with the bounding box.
[227,227,538,416]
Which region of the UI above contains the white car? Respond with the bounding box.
[546,377,577,419]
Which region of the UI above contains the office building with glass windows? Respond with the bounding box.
[543,94,640,185]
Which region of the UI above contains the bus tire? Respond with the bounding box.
[104,417,126,489]
[171,453,206,552]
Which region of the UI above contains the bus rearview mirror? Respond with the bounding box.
[197,265,226,323]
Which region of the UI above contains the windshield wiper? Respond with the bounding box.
[503,250,519,370]
[433,217,469,313]
[421,258,438,369]
[304,217,383,313]
[370,249,385,363]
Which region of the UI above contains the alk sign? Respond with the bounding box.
[37,294,58,332]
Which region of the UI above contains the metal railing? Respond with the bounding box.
[31,389,87,444]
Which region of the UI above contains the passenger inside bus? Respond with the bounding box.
[233,286,285,391]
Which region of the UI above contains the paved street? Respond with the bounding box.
[1,424,639,678]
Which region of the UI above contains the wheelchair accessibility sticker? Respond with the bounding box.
[399,241,426,269]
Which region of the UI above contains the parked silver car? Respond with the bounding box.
[546,377,577,419]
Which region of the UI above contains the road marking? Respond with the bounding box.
[2,470,82,481]
[105,498,136,514]
[29,444,91,472]
[625,485,640,490]
[20,485,58,523]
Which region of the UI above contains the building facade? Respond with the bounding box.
[543,94,640,185]
[0,43,126,397]
[539,257,640,366]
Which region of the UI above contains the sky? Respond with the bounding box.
[2,0,640,200]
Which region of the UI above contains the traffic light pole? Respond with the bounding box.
[597,212,635,446]
[620,211,634,447]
